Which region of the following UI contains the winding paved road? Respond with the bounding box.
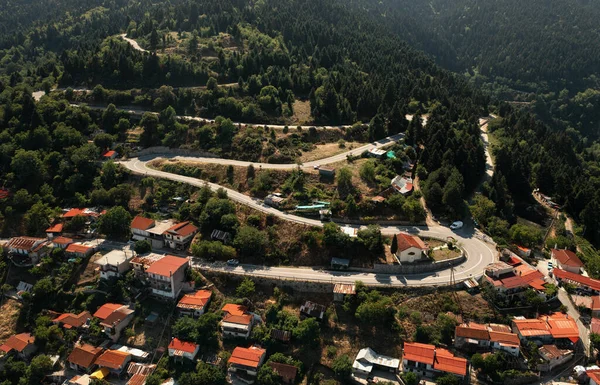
[121,157,497,287]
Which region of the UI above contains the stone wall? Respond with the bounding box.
[132,146,218,158]
[372,253,466,274]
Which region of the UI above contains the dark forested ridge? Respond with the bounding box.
[0,0,486,238]
[0,0,599,249]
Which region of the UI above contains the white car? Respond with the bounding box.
[450,221,463,230]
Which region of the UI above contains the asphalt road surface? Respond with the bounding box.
[121,158,497,287]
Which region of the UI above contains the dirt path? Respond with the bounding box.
[120,34,147,52]
[413,176,437,227]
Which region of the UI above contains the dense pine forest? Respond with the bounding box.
[0,0,599,249]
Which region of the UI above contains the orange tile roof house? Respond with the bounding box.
[402,342,467,378]
[142,254,190,299]
[589,369,600,385]
[52,236,74,249]
[7,236,49,266]
[168,338,200,361]
[394,233,428,263]
[512,313,579,344]
[553,268,600,292]
[45,223,64,238]
[177,290,212,318]
[65,243,95,258]
[130,216,172,249]
[53,310,92,329]
[94,349,132,375]
[0,333,36,359]
[228,345,267,383]
[94,303,135,342]
[454,322,520,356]
[67,343,104,373]
[552,249,584,273]
[222,304,248,316]
[221,304,254,338]
[164,221,198,251]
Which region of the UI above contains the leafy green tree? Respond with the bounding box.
[331,354,352,378]
[401,372,419,385]
[236,278,256,298]
[98,206,132,239]
[345,195,358,217]
[256,365,279,385]
[134,240,152,254]
[470,195,496,227]
[11,149,45,191]
[191,241,236,261]
[27,354,53,384]
[293,318,320,347]
[436,374,459,385]
[337,167,353,195]
[233,226,267,257]
[359,160,376,184]
[357,225,384,254]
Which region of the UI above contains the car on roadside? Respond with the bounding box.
[313,165,320,170]
[227,259,239,267]
[450,221,463,230]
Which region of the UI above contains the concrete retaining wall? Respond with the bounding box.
[372,254,466,274]
[133,146,219,158]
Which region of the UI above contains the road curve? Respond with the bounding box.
[133,132,403,170]
[120,158,497,287]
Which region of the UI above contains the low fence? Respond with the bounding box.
[132,146,218,158]
[196,263,478,291]
[372,253,466,274]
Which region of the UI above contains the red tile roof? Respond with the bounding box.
[500,275,528,289]
[127,373,147,385]
[63,208,86,218]
[0,188,9,199]
[395,233,427,252]
[46,223,64,233]
[65,243,93,254]
[591,318,600,335]
[222,304,248,316]
[553,269,600,291]
[177,290,211,310]
[455,323,490,340]
[403,342,435,365]
[131,216,155,231]
[0,333,34,353]
[223,313,253,326]
[94,303,125,320]
[53,311,91,329]
[589,370,600,385]
[168,338,198,354]
[552,249,584,267]
[228,346,266,368]
[95,350,130,369]
[145,255,189,277]
[512,318,551,337]
[7,237,46,251]
[592,297,600,311]
[67,344,103,369]
[103,150,116,158]
[53,236,74,245]
[165,221,198,237]
[433,348,468,376]
[269,362,298,383]
[545,313,579,341]
[489,331,520,346]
